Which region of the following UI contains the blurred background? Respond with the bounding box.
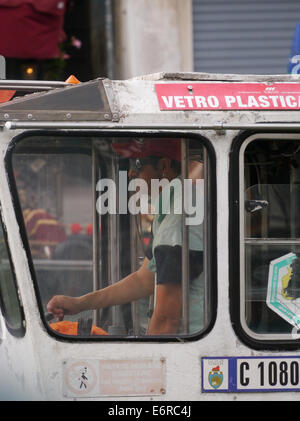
[1,0,300,81]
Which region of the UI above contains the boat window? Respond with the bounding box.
[241,134,300,342]
[11,135,214,339]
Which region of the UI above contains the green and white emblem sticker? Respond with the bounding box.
[266,252,300,327]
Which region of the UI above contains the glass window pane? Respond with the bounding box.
[12,136,211,339]
[0,218,24,335]
[243,136,300,338]
[13,141,94,323]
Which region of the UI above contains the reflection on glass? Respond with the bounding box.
[12,137,208,338]
[244,138,300,336]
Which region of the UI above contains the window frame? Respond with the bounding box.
[0,211,25,338]
[6,130,217,342]
[230,130,300,350]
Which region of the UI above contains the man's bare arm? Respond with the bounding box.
[47,258,155,320]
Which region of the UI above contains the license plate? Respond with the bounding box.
[202,356,300,392]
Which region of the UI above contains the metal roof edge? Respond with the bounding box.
[128,72,300,82]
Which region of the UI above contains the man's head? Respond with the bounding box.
[112,138,181,189]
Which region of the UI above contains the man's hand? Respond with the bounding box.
[47,295,82,321]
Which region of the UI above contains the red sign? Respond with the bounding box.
[155,83,300,111]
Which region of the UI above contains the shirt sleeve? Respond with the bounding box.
[154,245,203,285]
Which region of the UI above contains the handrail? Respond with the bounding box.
[0,79,69,92]
[5,122,300,131]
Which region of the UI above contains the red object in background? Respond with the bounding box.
[24,208,66,246]
[0,90,15,103]
[71,223,82,234]
[86,224,93,236]
[143,237,150,246]
[0,0,68,59]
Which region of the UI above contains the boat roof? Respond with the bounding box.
[1,72,300,129]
